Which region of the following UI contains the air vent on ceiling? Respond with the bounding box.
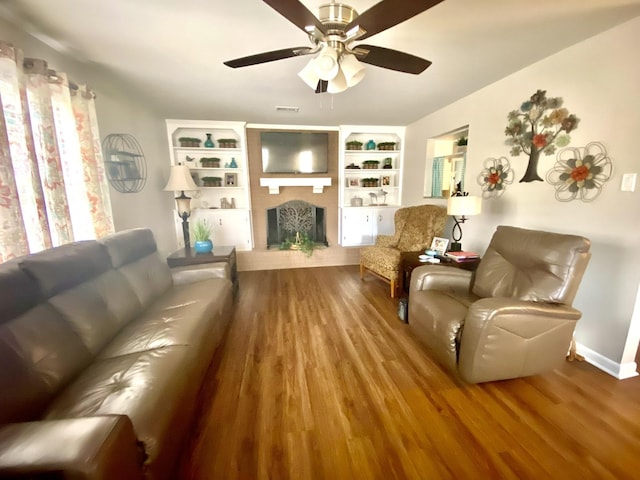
[275,105,300,112]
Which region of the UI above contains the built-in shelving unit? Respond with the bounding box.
[165,120,253,250]
[339,125,405,246]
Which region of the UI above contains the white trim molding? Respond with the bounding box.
[259,177,331,194]
[576,342,639,379]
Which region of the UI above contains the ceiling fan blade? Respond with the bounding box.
[263,0,326,35]
[224,47,314,68]
[356,45,432,74]
[315,80,328,94]
[346,0,445,40]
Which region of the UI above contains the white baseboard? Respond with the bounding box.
[576,343,639,380]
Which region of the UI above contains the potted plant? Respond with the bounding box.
[346,140,363,150]
[200,157,220,168]
[201,176,222,187]
[218,138,237,148]
[362,160,380,170]
[192,219,213,253]
[178,137,202,148]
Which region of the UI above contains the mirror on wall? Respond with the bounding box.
[423,126,469,198]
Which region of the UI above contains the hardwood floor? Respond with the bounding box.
[180,266,640,479]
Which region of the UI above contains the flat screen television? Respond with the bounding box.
[261,131,329,173]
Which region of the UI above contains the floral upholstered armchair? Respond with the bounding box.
[360,205,447,297]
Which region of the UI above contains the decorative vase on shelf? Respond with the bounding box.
[204,133,214,148]
[194,239,213,253]
[229,157,237,168]
[366,139,376,150]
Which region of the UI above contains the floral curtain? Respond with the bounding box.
[0,41,114,263]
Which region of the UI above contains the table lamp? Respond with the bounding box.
[164,164,198,249]
[447,192,482,251]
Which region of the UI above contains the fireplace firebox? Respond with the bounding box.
[266,200,328,249]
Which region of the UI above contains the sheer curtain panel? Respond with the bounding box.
[0,41,114,263]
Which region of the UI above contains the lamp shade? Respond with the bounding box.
[313,46,339,81]
[447,195,482,216]
[327,67,347,94]
[164,164,198,191]
[340,53,366,87]
[298,59,320,89]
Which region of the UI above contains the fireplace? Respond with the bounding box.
[266,200,328,249]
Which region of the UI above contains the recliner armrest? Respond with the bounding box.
[409,265,473,295]
[0,415,144,479]
[458,297,582,383]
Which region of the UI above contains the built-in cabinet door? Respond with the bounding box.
[192,209,252,251]
[374,207,397,237]
[342,208,375,246]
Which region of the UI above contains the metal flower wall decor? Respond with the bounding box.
[505,89,580,183]
[477,157,514,199]
[546,142,612,202]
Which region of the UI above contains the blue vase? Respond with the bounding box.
[366,139,376,150]
[229,157,238,168]
[194,239,213,253]
[204,133,214,148]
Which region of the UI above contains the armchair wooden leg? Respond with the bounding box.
[390,279,396,298]
[360,262,365,280]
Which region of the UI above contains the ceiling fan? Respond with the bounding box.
[224,0,444,93]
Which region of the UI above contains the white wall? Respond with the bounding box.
[403,17,640,377]
[0,18,178,256]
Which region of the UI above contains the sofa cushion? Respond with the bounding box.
[19,241,111,298]
[99,228,157,269]
[0,258,43,325]
[44,346,203,478]
[118,254,173,309]
[0,304,92,423]
[98,278,232,360]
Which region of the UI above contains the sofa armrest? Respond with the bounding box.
[170,262,230,285]
[458,297,582,383]
[374,234,398,248]
[0,415,144,479]
[409,265,473,296]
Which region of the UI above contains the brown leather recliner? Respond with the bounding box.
[408,225,591,383]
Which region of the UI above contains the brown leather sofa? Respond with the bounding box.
[408,226,591,383]
[0,228,233,479]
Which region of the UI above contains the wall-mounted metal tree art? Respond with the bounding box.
[477,156,514,199]
[546,142,612,202]
[505,89,580,183]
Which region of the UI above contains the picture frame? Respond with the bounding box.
[225,172,237,186]
[382,175,391,186]
[349,178,360,187]
[430,236,449,255]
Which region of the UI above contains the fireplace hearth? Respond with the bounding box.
[266,200,328,249]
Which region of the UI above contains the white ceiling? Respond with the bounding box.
[4,0,640,126]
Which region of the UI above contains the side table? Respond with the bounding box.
[400,251,481,294]
[166,246,238,295]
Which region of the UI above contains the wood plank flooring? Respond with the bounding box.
[179,266,640,480]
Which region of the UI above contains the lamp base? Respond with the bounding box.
[449,242,462,252]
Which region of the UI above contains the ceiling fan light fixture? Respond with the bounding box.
[313,46,339,80]
[340,53,366,87]
[327,67,347,94]
[298,58,320,89]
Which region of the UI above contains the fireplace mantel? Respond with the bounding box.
[259,177,332,194]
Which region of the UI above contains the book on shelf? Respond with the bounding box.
[445,251,480,261]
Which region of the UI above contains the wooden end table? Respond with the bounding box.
[400,251,481,294]
[167,246,238,294]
